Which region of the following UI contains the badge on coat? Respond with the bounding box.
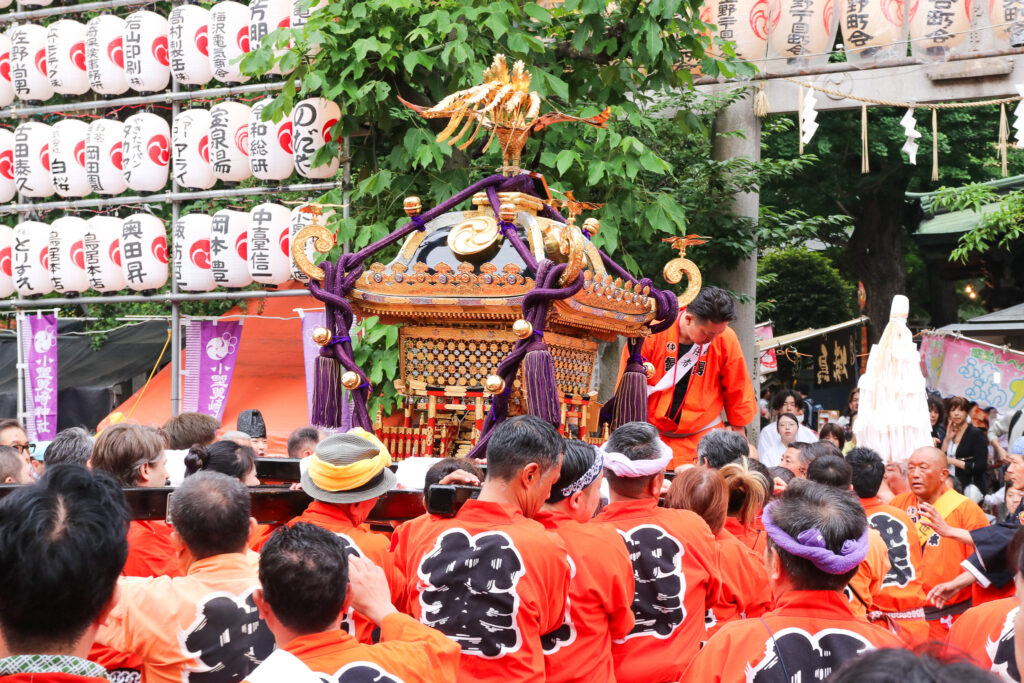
[666,342,676,353]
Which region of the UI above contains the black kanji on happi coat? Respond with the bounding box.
[869,512,916,588]
[332,662,403,683]
[990,609,1020,682]
[617,525,685,639]
[748,628,873,681]
[182,592,275,682]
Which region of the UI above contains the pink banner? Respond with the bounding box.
[755,322,777,375]
[921,331,1024,411]
[182,319,243,421]
[22,313,57,441]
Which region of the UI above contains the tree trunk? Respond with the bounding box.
[848,180,910,344]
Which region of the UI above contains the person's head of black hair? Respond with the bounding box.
[485,415,562,481]
[697,430,749,469]
[819,422,846,450]
[768,466,795,496]
[0,464,129,653]
[768,480,866,591]
[287,427,321,459]
[605,421,664,498]
[806,453,853,489]
[927,394,946,425]
[686,286,737,324]
[771,389,803,414]
[831,646,1001,683]
[804,440,842,463]
[169,471,251,559]
[44,427,94,467]
[794,382,810,397]
[259,522,349,635]
[846,447,885,499]
[184,440,256,483]
[548,439,600,504]
[423,458,484,494]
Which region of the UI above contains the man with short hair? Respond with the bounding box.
[392,415,570,683]
[684,481,903,682]
[0,445,31,484]
[618,286,756,468]
[246,523,460,682]
[287,427,320,459]
[45,427,94,467]
[96,472,275,683]
[594,421,721,682]
[0,465,130,682]
[0,419,32,474]
[162,412,220,451]
[696,429,749,469]
[891,446,989,639]
[780,441,816,478]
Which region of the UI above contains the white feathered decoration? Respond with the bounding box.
[853,295,933,464]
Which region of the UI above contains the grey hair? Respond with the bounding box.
[44,427,94,467]
[606,422,662,461]
[697,430,749,469]
[169,471,251,559]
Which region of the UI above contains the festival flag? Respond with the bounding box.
[182,319,243,420]
[21,312,58,441]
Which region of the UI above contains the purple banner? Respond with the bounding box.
[300,309,351,430]
[182,319,243,421]
[22,313,58,441]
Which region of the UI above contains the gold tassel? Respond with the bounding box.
[931,108,939,182]
[754,83,770,118]
[798,86,804,155]
[861,105,870,174]
[1000,102,1009,178]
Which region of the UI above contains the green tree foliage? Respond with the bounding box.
[758,248,856,335]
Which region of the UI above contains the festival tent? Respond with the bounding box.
[104,285,321,455]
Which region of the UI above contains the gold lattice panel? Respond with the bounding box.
[400,326,597,396]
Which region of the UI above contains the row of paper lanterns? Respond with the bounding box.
[0,97,339,200]
[704,0,1023,69]
[0,202,326,298]
[0,0,323,104]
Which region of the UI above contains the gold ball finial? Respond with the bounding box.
[311,326,332,346]
[404,196,422,216]
[341,371,361,390]
[643,361,656,380]
[498,203,516,223]
[484,374,506,394]
[582,217,600,237]
[512,319,533,339]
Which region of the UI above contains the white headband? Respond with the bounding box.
[599,439,672,477]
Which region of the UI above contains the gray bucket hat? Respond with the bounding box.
[301,431,396,504]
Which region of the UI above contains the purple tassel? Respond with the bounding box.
[312,353,342,428]
[523,346,560,427]
[612,369,648,428]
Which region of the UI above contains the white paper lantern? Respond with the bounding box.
[123,10,170,93]
[14,122,53,198]
[249,98,292,180]
[910,0,971,59]
[85,119,127,195]
[210,101,251,182]
[123,113,170,193]
[291,0,326,55]
[0,33,15,108]
[0,226,13,299]
[289,203,333,282]
[210,1,251,84]
[292,97,339,179]
[86,15,129,96]
[169,5,212,85]
[0,0,13,11]
[172,108,215,190]
[13,222,53,297]
[121,213,168,291]
[21,0,53,8]
[173,213,215,292]
[250,0,291,74]
[248,202,291,284]
[210,209,252,288]
[48,216,89,294]
[767,0,838,69]
[83,216,126,293]
[46,20,89,96]
[10,24,53,102]
[0,129,15,204]
[50,119,90,199]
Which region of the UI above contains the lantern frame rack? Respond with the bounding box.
[0,0,150,23]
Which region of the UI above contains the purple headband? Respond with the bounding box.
[761,501,869,575]
[600,440,673,477]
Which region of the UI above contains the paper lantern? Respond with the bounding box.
[48,216,89,294]
[50,119,90,199]
[85,119,127,195]
[248,202,291,284]
[46,20,89,96]
[250,0,291,74]
[174,213,215,292]
[10,24,53,102]
[289,203,334,282]
[21,0,53,8]
[210,209,252,288]
[0,226,13,299]
[840,0,909,65]
[83,216,126,293]
[14,122,53,198]
[169,5,213,85]
[122,112,170,193]
[989,0,1024,46]
[210,1,251,84]
[0,33,15,108]
[0,0,12,11]
[172,108,215,190]
[249,98,292,180]
[0,129,15,204]
[704,0,772,62]
[123,10,170,93]
[291,0,326,55]
[767,0,838,68]
[121,213,168,291]
[910,0,970,59]
[292,97,339,179]
[13,222,53,297]
[85,15,129,96]
[210,101,251,182]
